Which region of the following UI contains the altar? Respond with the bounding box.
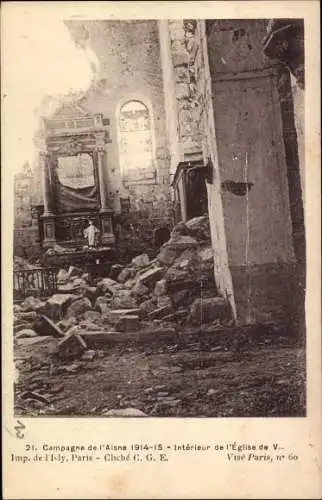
[34,102,116,263]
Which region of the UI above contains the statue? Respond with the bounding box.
[84,220,100,248]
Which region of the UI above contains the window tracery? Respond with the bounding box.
[118,100,155,183]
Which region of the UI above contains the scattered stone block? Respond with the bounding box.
[154,279,167,297]
[171,289,190,306]
[79,319,102,331]
[13,304,23,314]
[116,315,140,332]
[124,278,136,289]
[112,289,137,309]
[132,253,150,268]
[198,246,213,263]
[15,311,38,321]
[16,336,52,347]
[45,294,76,321]
[83,286,99,302]
[97,277,119,295]
[137,267,165,288]
[109,264,124,280]
[185,215,210,242]
[177,247,201,266]
[57,316,78,332]
[157,246,178,266]
[165,266,193,284]
[157,295,172,308]
[94,296,112,314]
[131,282,149,298]
[139,298,157,318]
[82,310,102,323]
[164,235,198,251]
[57,283,81,293]
[21,296,46,313]
[14,317,28,326]
[171,221,190,236]
[14,322,31,335]
[117,267,134,284]
[188,297,230,324]
[70,278,87,290]
[79,330,120,346]
[81,349,96,361]
[65,297,92,319]
[102,309,141,325]
[15,328,38,339]
[56,269,69,283]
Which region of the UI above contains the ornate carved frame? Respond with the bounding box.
[37,103,115,249]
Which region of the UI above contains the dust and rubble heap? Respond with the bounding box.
[14,216,232,348]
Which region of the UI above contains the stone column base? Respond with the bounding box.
[41,213,56,248]
[99,209,115,246]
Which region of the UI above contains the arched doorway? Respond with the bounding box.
[154,226,170,251]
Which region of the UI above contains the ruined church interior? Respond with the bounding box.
[13,18,307,418]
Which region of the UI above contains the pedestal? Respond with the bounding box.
[99,209,115,246]
[41,213,56,248]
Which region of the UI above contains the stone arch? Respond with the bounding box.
[153,226,170,250]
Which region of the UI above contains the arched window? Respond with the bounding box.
[118,100,155,183]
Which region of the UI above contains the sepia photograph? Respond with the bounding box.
[2,2,321,499]
[10,16,307,419]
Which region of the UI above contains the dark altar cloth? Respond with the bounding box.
[56,182,98,212]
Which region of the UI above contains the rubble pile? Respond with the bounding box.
[13,216,232,354]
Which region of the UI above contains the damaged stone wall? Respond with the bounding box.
[14,163,42,259]
[66,20,173,257]
[166,20,202,162]
[192,20,237,318]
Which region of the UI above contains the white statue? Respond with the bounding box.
[84,220,100,248]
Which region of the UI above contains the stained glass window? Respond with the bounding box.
[119,101,155,183]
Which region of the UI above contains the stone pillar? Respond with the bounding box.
[194,20,237,321]
[41,153,53,216]
[97,149,108,212]
[34,130,56,248]
[94,132,115,246]
[96,132,108,212]
[41,153,56,248]
[167,19,203,162]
